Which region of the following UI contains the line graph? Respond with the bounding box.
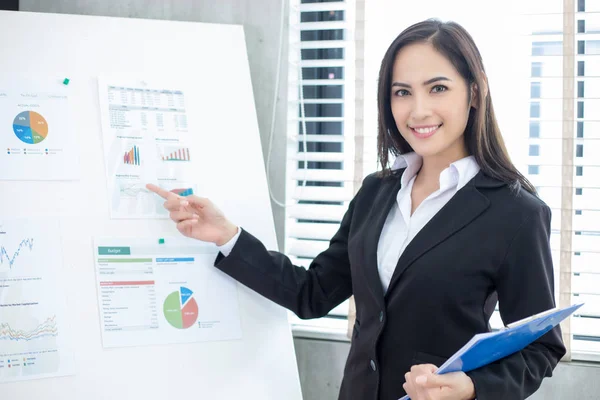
[118,182,149,197]
[0,316,58,342]
[0,238,34,269]
[0,219,73,382]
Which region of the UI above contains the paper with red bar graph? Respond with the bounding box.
[98,77,198,219]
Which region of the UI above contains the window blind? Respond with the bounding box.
[286,0,357,318]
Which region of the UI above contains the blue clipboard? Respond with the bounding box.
[399,302,584,400]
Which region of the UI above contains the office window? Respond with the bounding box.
[585,40,600,55]
[587,41,600,55]
[529,122,540,138]
[530,102,540,118]
[530,82,541,98]
[574,41,600,56]
[531,62,542,77]
[561,9,600,359]
[528,165,540,175]
[301,48,344,60]
[577,121,584,138]
[532,41,562,56]
[287,0,357,326]
[0,1,17,11]
[300,9,344,22]
[529,144,540,156]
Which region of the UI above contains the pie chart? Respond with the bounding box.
[13,111,49,144]
[163,286,199,329]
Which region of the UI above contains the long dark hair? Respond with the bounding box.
[377,19,536,195]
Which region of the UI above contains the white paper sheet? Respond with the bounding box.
[93,237,242,348]
[97,77,198,219]
[0,218,75,383]
[0,80,79,180]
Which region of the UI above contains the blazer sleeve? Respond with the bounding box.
[212,182,364,319]
[467,204,567,399]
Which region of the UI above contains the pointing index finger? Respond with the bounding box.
[146,184,178,200]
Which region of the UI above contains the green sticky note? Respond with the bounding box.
[63,78,70,85]
[158,238,165,244]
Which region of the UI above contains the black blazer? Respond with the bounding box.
[215,170,566,400]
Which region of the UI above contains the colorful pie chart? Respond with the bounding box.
[163,287,199,329]
[13,111,49,144]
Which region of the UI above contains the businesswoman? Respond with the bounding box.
[148,20,566,400]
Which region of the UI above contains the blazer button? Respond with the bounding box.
[370,360,377,371]
[379,311,384,322]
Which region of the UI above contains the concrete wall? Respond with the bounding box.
[20,0,289,250]
[292,337,600,400]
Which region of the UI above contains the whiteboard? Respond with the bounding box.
[0,10,302,400]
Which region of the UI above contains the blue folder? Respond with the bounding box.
[399,302,584,400]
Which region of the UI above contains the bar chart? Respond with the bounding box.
[123,145,140,166]
[160,146,190,162]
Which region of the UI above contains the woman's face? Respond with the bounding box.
[390,42,472,162]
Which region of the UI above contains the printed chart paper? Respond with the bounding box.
[0,81,79,180]
[0,218,74,383]
[98,78,198,219]
[93,237,242,348]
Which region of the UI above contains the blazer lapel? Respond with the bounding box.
[362,171,403,305]
[385,171,498,296]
